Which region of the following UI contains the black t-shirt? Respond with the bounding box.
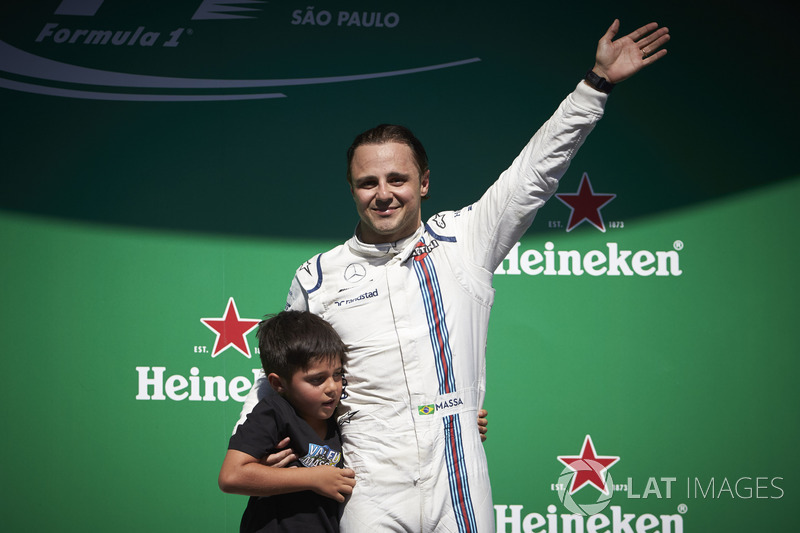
[228,386,343,533]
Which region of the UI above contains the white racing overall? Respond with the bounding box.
[239,82,607,532]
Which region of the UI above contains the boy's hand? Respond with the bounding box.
[260,437,298,468]
[311,466,356,502]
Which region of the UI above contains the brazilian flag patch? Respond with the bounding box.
[418,404,435,415]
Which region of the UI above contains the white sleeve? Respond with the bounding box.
[233,372,270,434]
[464,81,608,271]
[284,273,310,312]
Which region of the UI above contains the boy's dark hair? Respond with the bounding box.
[256,311,347,378]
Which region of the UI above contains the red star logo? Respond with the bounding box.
[200,297,260,358]
[557,435,620,495]
[555,173,616,232]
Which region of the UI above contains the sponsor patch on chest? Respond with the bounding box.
[412,239,439,260]
[333,287,378,307]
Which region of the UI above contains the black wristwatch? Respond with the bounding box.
[584,70,614,94]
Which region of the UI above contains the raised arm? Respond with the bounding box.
[219,449,356,502]
[591,19,670,84]
[461,19,671,271]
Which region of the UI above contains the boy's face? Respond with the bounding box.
[276,355,344,424]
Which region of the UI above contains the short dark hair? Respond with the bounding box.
[256,311,348,379]
[346,124,429,196]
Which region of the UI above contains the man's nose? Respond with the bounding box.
[375,181,392,201]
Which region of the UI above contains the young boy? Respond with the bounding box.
[219,311,355,533]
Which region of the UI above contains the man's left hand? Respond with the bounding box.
[592,19,670,84]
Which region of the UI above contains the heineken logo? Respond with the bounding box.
[496,241,683,277]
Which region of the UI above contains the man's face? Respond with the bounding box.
[349,142,430,244]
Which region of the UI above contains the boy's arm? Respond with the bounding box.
[218,449,356,502]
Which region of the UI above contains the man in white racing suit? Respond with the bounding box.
[237,20,670,532]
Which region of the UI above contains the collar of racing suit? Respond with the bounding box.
[348,224,424,263]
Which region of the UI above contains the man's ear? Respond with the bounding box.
[267,373,287,394]
[420,170,430,196]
